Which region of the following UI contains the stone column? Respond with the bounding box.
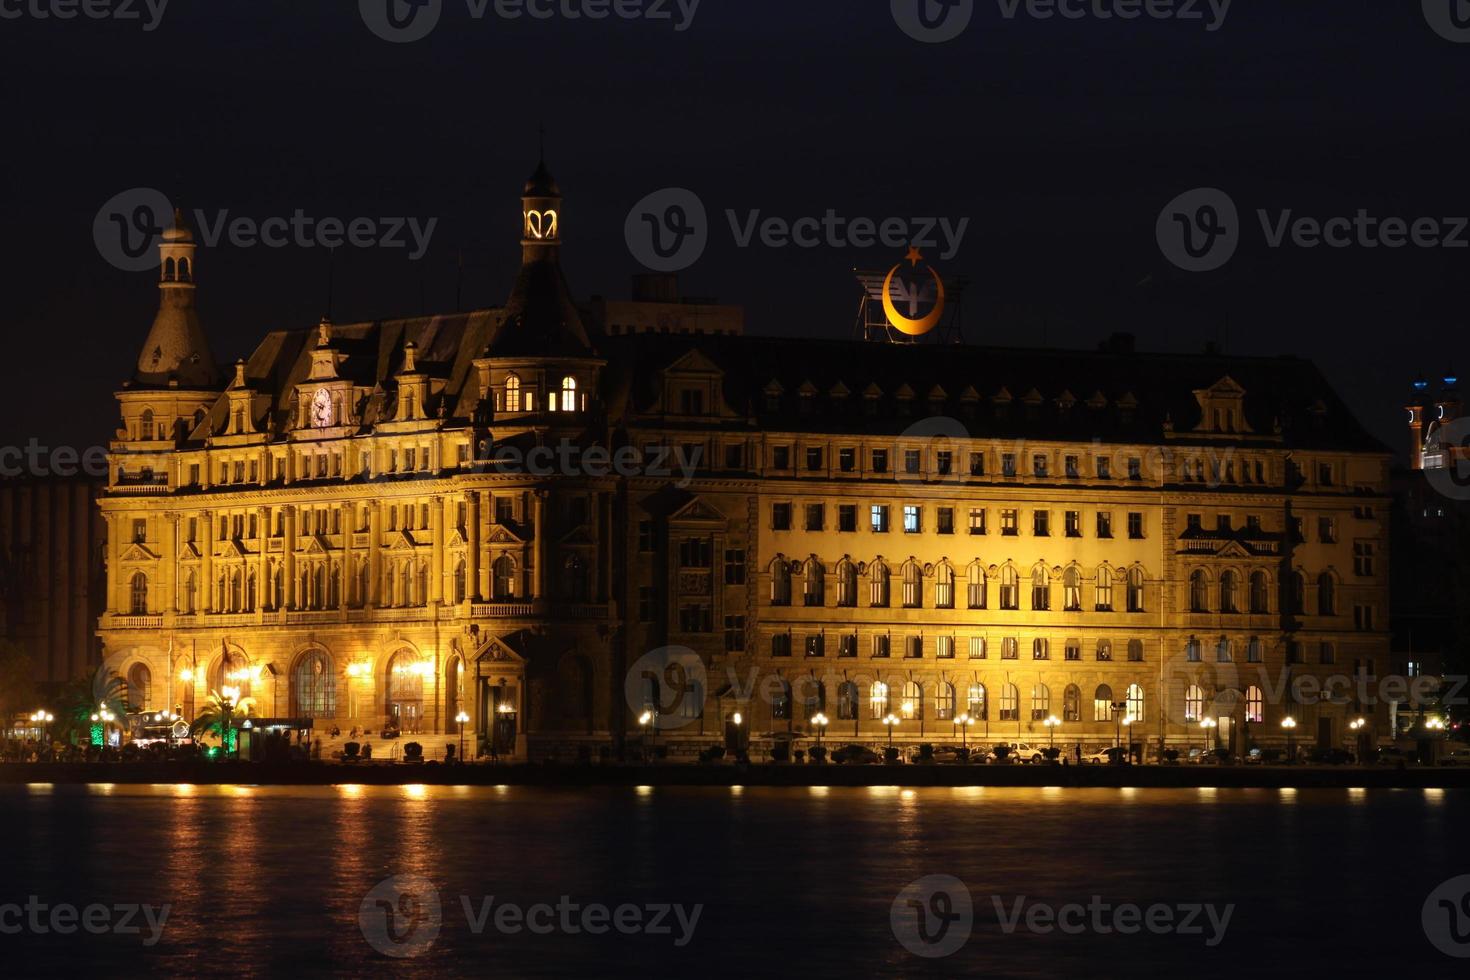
[466,491,482,601]
[257,506,269,613]
[532,491,548,600]
[200,510,214,613]
[284,505,297,610]
[430,495,444,605]
[368,500,383,607]
[163,512,179,613]
[341,501,354,608]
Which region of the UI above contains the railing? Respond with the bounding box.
[471,602,534,617]
[108,615,162,628]
[286,610,343,625]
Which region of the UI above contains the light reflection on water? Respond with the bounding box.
[0,785,1461,977]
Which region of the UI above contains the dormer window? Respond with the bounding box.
[505,374,522,412]
[560,375,577,412]
[680,389,704,415]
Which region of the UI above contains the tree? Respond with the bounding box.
[0,640,35,732]
[190,690,257,758]
[57,665,129,746]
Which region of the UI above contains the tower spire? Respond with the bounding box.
[134,207,218,387]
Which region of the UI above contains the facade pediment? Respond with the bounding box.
[670,497,725,525]
[486,524,524,545]
[120,543,157,562]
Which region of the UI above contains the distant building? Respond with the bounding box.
[96,162,1394,759]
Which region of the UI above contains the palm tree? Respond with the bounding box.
[58,665,130,747]
[190,690,257,758]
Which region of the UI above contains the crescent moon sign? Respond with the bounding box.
[881,263,945,337]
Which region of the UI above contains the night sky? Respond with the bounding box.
[2,0,1465,456]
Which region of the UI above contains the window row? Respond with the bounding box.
[770,502,1146,540]
[763,631,1147,662]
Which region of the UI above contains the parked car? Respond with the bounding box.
[1375,746,1413,766]
[926,746,969,764]
[989,742,1044,764]
[830,744,880,765]
[1084,746,1127,765]
[1439,746,1470,766]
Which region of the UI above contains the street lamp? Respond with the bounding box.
[955,712,974,754]
[1121,715,1134,764]
[1281,716,1298,763]
[1349,716,1367,763]
[1427,717,1446,732]
[883,713,900,751]
[731,711,745,758]
[1200,717,1218,759]
[811,712,829,755]
[1043,715,1060,753]
[454,710,470,762]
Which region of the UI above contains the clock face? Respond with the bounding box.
[311,388,333,428]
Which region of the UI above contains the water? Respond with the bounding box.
[0,784,1463,977]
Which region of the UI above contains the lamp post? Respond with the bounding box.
[1200,717,1217,760]
[732,711,745,758]
[455,710,470,762]
[811,712,829,755]
[1121,716,1134,764]
[1348,716,1366,763]
[1043,715,1060,754]
[1281,715,1297,764]
[955,712,973,754]
[883,713,899,750]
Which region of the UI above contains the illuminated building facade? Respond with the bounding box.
[98,164,1394,759]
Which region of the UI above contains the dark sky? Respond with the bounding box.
[1,0,1466,457]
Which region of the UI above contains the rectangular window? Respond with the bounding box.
[638,587,654,623]
[771,503,792,531]
[968,636,986,660]
[1096,512,1113,539]
[839,448,856,472]
[1096,457,1111,479]
[806,634,825,658]
[1000,509,1018,536]
[968,508,986,535]
[678,604,712,633]
[1319,517,1337,544]
[903,505,921,534]
[969,452,985,476]
[1128,512,1144,539]
[725,444,744,469]
[1033,454,1048,477]
[838,505,857,532]
[1033,510,1050,537]
[1065,511,1081,537]
[132,519,147,543]
[1354,605,1375,631]
[1001,637,1018,660]
[1128,457,1142,480]
[1353,541,1375,577]
[1065,455,1079,478]
[724,616,745,652]
[678,538,712,568]
[771,446,790,470]
[871,505,889,533]
[838,634,857,658]
[872,634,890,659]
[937,507,954,535]
[637,521,654,553]
[936,635,954,659]
[681,389,705,415]
[724,549,746,585]
[806,447,824,471]
[772,634,792,657]
[1001,453,1017,477]
[871,449,889,473]
[936,451,952,475]
[904,450,921,475]
[805,503,825,531]
[905,635,922,659]
[1065,641,1081,662]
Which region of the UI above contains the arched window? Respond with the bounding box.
[505,374,522,412]
[869,680,890,719]
[453,558,468,603]
[163,258,175,281]
[967,683,987,720]
[560,375,577,412]
[999,566,1019,610]
[967,562,987,609]
[1190,570,1209,612]
[837,681,859,720]
[1063,684,1081,722]
[292,649,336,718]
[1216,636,1232,662]
[213,650,251,699]
[1030,684,1051,721]
[1186,636,1202,662]
[901,560,922,608]
[129,573,149,614]
[935,681,955,720]
[1185,684,1204,721]
[492,555,515,600]
[934,562,954,609]
[1032,638,1049,660]
[770,558,792,606]
[181,570,196,614]
[771,680,792,721]
[1246,685,1264,723]
[1247,637,1263,663]
[1219,571,1238,613]
[1094,566,1114,611]
[1127,567,1145,612]
[1063,567,1082,611]
[1249,571,1269,613]
[1317,573,1335,615]
[803,560,824,607]
[385,650,425,732]
[1031,566,1050,610]
[139,408,155,440]
[999,683,1020,721]
[1096,639,1113,661]
[1093,684,1115,721]
[1127,639,1144,662]
[901,681,923,719]
[178,257,191,281]
[446,656,464,728]
[127,663,152,710]
[1288,571,1306,615]
[1126,684,1145,722]
[869,561,889,607]
[836,560,857,607]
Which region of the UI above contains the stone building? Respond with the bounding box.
[98,162,1394,759]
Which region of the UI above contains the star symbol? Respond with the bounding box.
[905,246,924,267]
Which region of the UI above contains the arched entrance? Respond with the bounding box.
[472,636,526,759]
[384,649,426,734]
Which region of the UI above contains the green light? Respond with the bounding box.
[90,724,103,747]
